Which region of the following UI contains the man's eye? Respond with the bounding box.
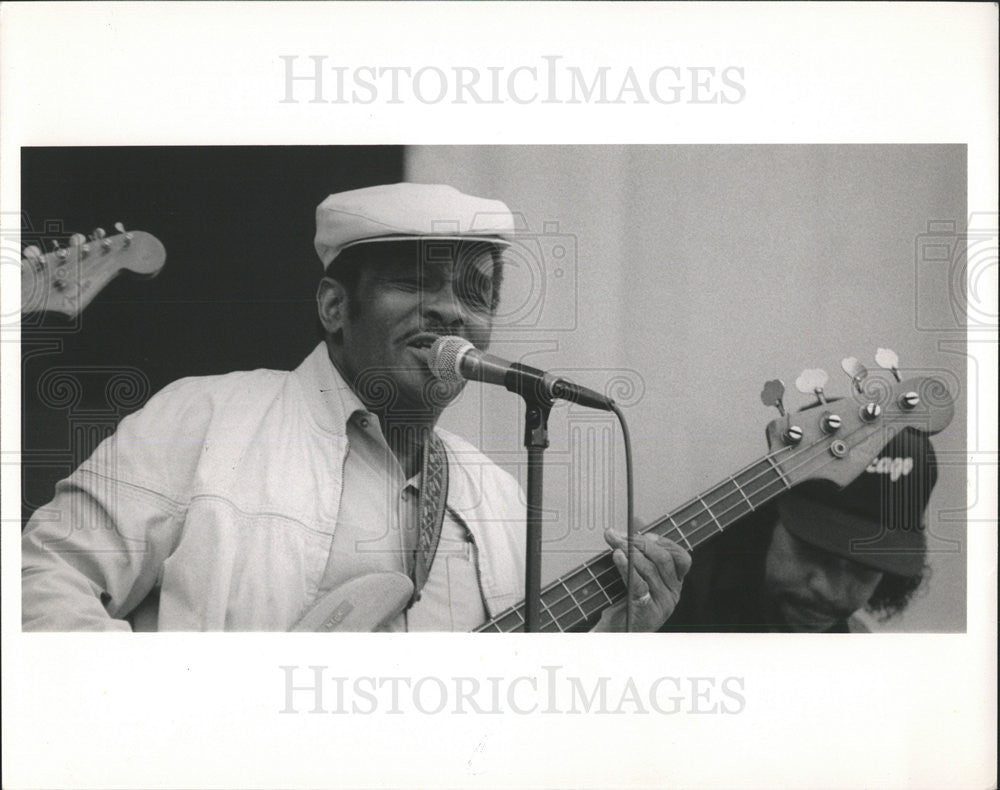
[456,278,492,310]
[455,286,491,311]
[466,292,492,310]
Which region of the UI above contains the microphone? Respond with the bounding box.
[428,335,615,411]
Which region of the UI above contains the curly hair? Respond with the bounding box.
[866,563,929,621]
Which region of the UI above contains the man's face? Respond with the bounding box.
[763,522,883,632]
[331,242,497,416]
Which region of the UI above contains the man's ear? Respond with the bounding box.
[316,276,348,335]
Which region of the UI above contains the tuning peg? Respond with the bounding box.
[69,232,90,258]
[114,221,133,246]
[840,357,868,393]
[899,391,920,410]
[875,347,901,382]
[795,368,829,403]
[51,239,68,263]
[784,424,804,445]
[860,402,882,422]
[92,227,112,252]
[760,379,786,416]
[23,244,43,272]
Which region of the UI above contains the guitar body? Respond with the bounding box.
[126,572,414,632]
[291,572,414,632]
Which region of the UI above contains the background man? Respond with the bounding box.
[22,182,689,632]
[661,428,935,632]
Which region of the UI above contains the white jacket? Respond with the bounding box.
[21,344,526,631]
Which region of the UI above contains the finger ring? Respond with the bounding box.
[632,592,653,606]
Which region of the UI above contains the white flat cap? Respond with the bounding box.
[314,182,515,267]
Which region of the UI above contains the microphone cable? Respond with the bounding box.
[610,402,636,633]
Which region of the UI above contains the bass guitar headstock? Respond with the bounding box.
[21,223,166,317]
[760,348,954,489]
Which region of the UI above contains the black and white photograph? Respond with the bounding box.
[1,4,996,789]
[16,144,970,635]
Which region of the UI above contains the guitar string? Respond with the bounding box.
[535,421,898,633]
[532,431,875,632]
[483,451,795,631]
[493,395,935,632]
[481,420,890,632]
[482,440,804,632]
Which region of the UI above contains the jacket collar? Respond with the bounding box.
[294,342,362,436]
[295,343,485,518]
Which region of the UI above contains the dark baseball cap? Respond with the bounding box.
[777,427,937,577]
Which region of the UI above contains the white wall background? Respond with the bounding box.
[409,145,968,632]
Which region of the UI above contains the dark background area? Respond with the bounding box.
[21,146,404,522]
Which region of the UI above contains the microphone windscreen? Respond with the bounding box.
[428,335,471,383]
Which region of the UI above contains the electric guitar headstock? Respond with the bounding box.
[759,349,954,488]
[21,223,166,317]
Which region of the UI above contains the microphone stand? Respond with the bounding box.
[507,364,554,633]
[430,337,619,631]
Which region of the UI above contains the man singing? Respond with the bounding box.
[22,182,689,632]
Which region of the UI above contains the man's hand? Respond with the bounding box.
[592,529,692,632]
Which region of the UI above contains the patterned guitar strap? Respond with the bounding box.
[409,430,449,607]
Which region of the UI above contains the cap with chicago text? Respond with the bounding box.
[777,427,937,577]
[314,182,515,268]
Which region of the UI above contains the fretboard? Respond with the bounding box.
[475,451,792,632]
